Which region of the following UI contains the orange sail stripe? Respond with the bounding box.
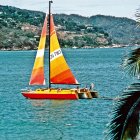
[51,69,77,84]
[50,15,55,35]
[29,15,47,85]
[41,16,47,38]
[50,57,67,78]
[50,15,79,85]
[38,16,47,50]
[29,67,45,85]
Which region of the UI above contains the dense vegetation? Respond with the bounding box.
[0,5,140,50]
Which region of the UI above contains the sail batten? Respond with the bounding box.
[50,15,79,85]
[29,16,47,85]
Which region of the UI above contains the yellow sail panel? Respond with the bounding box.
[29,16,47,85]
[50,15,78,84]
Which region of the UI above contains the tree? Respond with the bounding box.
[106,48,140,140]
[123,48,140,77]
[105,85,140,140]
[136,7,140,25]
[106,8,140,140]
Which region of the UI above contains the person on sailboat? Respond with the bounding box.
[90,83,94,91]
[76,86,80,93]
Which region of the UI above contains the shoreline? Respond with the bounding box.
[0,44,140,51]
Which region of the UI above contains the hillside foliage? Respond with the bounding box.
[0,5,140,50]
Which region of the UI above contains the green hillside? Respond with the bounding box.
[0,5,139,50]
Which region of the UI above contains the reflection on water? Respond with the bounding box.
[30,100,46,107]
[29,100,71,123]
[28,100,74,140]
[30,100,71,108]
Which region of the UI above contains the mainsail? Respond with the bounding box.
[50,15,78,84]
[29,15,47,85]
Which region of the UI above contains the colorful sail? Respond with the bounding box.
[29,15,47,85]
[50,15,79,84]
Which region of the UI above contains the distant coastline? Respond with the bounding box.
[0,5,140,51]
[1,44,140,51]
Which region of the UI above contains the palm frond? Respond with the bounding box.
[106,83,140,140]
[135,7,140,26]
[122,48,140,77]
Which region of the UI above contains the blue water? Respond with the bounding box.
[0,48,135,140]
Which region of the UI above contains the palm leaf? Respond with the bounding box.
[106,83,140,140]
[122,48,140,77]
[135,7,140,25]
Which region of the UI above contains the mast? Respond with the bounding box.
[49,0,53,88]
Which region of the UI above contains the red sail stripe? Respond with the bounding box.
[51,69,77,84]
[50,30,56,36]
[41,16,47,38]
[50,15,55,33]
[29,67,45,85]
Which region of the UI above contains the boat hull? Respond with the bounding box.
[21,89,78,100]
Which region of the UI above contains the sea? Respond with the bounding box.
[0,47,137,140]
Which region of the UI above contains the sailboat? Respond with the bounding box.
[21,1,98,100]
